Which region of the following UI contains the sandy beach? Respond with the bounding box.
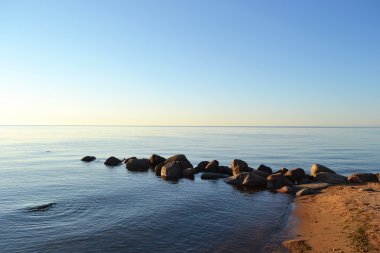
[283,182,380,253]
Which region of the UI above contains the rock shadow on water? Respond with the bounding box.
[27,203,56,212]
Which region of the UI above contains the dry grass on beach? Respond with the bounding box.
[283,182,380,253]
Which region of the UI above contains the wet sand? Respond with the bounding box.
[283,182,380,253]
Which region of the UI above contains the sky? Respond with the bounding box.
[0,0,379,126]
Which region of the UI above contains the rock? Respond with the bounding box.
[81,156,96,162]
[348,173,378,183]
[149,154,166,167]
[359,188,375,192]
[267,173,293,189]
[201,172,228,180]
[293,183,331,191]
[274,168,288,174]
[285,168,305,182]
[161,161,182,179]
[126,158,151,171]
[155,162,165,176]
[183,168,197,177]
[217,166,233,175]
[296,188,317,197]
[282,239,312,253]
[231,159,250,176]
[377,173,380,181]
[314,172,348,184]
[28,203,56,212]
[251,169,269,178]
[205,160,219,172]
[277,186,297,194]
[257,164,272,175]
[311,164,336,176]
[298,174,314,184]
[124,157,137,164]
[196,161,209,172]
[104,156,122,166]
[225,172,267,188]
[165,154,193,169]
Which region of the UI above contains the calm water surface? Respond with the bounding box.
[1,126,379,253]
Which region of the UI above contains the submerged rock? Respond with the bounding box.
[161,161,182,179]
[257,164,272,175]
[201,172,228,180]
[311,164,336,176]
[126,158,151,171]
[225,172,267,188]
[348,173,378,183]
[149,154,166,168]
[314,172,348,184]
[28,203,56,212]
[81,156,96,162]
[165,154,193,169]
[104,156,122,166]
[231,159,250,176]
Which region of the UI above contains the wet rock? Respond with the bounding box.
[217,166,233,175]
[205,160,219,172]
[161,161,182,179]
[311,164,336,176]
[314,172,348,184]
[165,154,193,169]
[257,164,272,175]
[155,162,165,176]
[28,203,56,212]
[267,173,293,189]
[196,161,209,172]
[285,168,305,182]
[231,159,250,176]
[296,188,317,197]
[225,172,267,188]
[81,156,96,162]
[149,154,166,167]
[104,156,122,166]
[348,173,378,183]
[201,172,228,180]
[183,168,197,177]
[277,186,297,194]
[274,168,288,175]
[126,158,151,171]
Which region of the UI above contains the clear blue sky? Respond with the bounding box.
[1,0,379,126]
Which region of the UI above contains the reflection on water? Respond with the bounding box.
[0,126,379,252]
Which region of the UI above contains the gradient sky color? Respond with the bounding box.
[1,0,379,126]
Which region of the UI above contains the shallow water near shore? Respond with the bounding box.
[1,126,379,253]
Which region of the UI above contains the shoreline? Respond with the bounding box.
[283,182,380,253]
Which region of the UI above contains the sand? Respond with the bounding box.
[283,182,380,253]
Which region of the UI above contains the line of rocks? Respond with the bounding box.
[81,155,380,196]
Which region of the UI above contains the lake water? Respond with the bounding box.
[1,126,379,253]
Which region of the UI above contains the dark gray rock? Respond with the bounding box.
[274,168,288,175]
[257,164,272,175]
[251,169,269,178]
[205,160,219,172]
[183,168,197,177]
[165,154,193,169]
[201,172,228,180]
[314,172,348,184]
[311,164,336,176]
[161,161,182,179]
[104,156,122,166]
[348,173,378,183]
[285,168,305,182]
[126,158,151,171]
[296,188,317,197]
[196,161,209,172]
[267,173,293,189]
[217,166,233,175]
[155,162,165,176]
[225,172,267,188]
[28,203,56,212]
[81,156,96,162]
[149,154,166,167]
[231,159,250,176]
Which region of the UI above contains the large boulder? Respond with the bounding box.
[149,154,166,167]
[267,173,293,189]
[124,157,137,164]
[257,164,273,175]
[298,174,314,184]
[201,172,228,180]
[285,168,306,183]
[311,164,336,176]
[155,162,165,176]
[225,172,267,188]
[251,169,269,178]
[348,173,378,183]
[196,161,209,172]
[314,172,348,184]
[217,166,233,175]
[165,154,193,169]
[205,160,219,172]
[231,159,250,176]
[126,158,151,171]
[104,156,122,166]
[183,168,197,177]
[161,161,182,179]
[81,156,96,162]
